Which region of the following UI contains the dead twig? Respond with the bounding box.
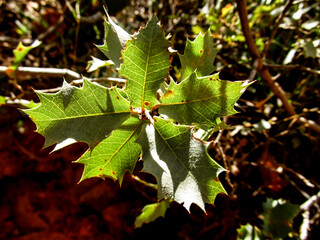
[0,66,81,79]
[300,191,320,240]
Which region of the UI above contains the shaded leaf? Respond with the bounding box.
[134,199,170,228]
[262,199,299,238]
[120,16,170,109]
[77,117,144,185]
[179,30,218,80]
[137,117,226,211]
[96,13,131,69]
[159,72,248,126]
[24,79,131,149]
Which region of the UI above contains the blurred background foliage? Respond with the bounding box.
[0,0,319,239]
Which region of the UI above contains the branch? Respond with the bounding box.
[0,66,81,79]
[300,191,320,240]
[265,63,320,75]
[235,0,320,133]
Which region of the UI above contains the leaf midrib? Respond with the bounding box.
[141,27,153,108]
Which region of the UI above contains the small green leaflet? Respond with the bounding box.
[179,30,218,80]
[120,16,170,109]
[137,117,226,211]
[96,13,131,69]
[159,72,248,126]
[24,78,131,149]
[77,117,144,185]
[134,199,171,228]
[6,40,41,78]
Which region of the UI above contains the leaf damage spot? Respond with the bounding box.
[163,89,174,98]
[112,171,116,175]
[17,47,23,52]
[210,77,213,81]
[144,101,150,107]
[212,177,219,182]
[200,49,203,54]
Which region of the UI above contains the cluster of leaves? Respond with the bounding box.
[25,14,248,214]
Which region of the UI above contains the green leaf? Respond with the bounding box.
[13,40,42,66]
[24,78,131,149]
[0,96,6,105]
[77,117,144,185]
[137,117,226,211]
[96,13,131,69]
[159,72,248,126]
[120,16,170,109]
[179,30,218,80]
[262,199,299,238]
[6,40,41,78]
[134,199,170,228]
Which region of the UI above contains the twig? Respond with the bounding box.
[235,0,320,134]
[0,66,81,79]
[300,191,320,240]
[262,0,294,57]
[265,63,320,75]
[80,11,104,24]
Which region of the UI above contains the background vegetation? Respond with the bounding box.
[0,0,319,239]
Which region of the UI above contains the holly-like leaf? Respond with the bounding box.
[262,199,299,238]
[96,13,131,69]
[158,72,248,126]
[137,117,226,211]
[179,30,218,80]
[77,117,144,185]
[120,16,170,109]
[24,78,131,149]
[134,199,170,228]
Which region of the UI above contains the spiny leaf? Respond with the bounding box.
[77,117,144,185]
[158,72,248,126]
[120,16,170,109]
[137,117,226,212]
[134,199,170,228]
[24,78,131,149]
[96,13,131,69]
[179,30,218,80]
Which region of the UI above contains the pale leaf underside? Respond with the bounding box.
[137,117,226,211]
